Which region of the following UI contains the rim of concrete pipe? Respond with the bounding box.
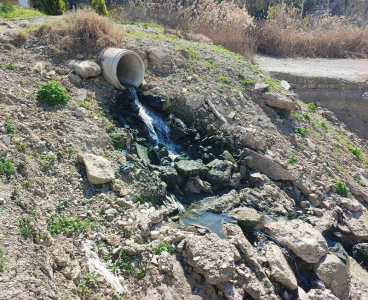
[100,48,145,89]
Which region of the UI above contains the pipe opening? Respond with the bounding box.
[117,54,143,87]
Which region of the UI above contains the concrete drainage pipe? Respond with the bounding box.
[100,48,145,89]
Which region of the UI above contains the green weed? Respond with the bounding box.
[347,144,362,160]
[4,115,17,136]
[78,100,92,109]
[36,81,71,106]
[334,180,348,196]
[289,154,298,165]
[0,153,14,179]
[19,209,37,239]
[154,242,174,255]
[295,127,307,138]
[108,129,126,150]
[40,152,57,170]
[318,120,328,132]
[0,249,5,272]
[3,64,16,71]
[218,75,231,84]
[307,102,317,113]
[47,215,93,236]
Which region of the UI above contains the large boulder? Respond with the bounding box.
[265,243,298,290]
[264,219,329,263]
[242,150,298,181]
[73,60,101,79]
[307,289,339,300]
[175,160,208,177]
[314,254,349,300]
[206,159,233,184]
[344,209,368,240]
[262,92,300,112]
[78,153,115,185]
[184,233,238,285]
[229,206,260,229]
[207,189,240,213]
[347,257,368,300]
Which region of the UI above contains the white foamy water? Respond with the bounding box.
[127,86,180,161]
[82,240,126,294]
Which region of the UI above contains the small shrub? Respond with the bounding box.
[307,102,317,113]
[0,153,14,179]
[347,144,362,160]
[47,215,93,236]
[303,113,311,121]
[237,73,254,87]
[295,127,307,138]
[40,151,57,170]
[0,249,5,272]
[78,100,92,109]
[91,0,108,16]
[289,154,297,165]
[154,242,174,255]
[4,116,17,136]
[118,250,135,277]
[264,78,278,89]
[354,176,362,185]
[135,262,147,280]
[218,75,231,84]
[36,81,71,106]
[277,109,289,119]
[334,180,348,196]
[39,0,65,15]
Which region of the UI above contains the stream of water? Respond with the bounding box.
[126,86,180,161]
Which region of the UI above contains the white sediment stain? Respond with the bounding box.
[82,240,126,294]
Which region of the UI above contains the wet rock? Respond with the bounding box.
[175,160,208,178]
[229,206,260,229]
[157,166,178,189]
[136,143,150,163]
[185,233,237,285]
[73,60,101,79]
[207,159,233,184]
[265,243,297,290]
[262,92,300,112]
[78,153,115,185]
[314,254,349,300]
[207,189,240,213]
[184,177,212,194]
[351,243,368,266]
[264,219,329,263]
[242,150,298,181]
[168,115,190,142]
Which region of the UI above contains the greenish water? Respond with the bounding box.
[180,196,234,239]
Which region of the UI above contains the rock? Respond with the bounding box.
[185,233,237,285]
[280,80,291,90]
[105,208,117,222]
[347,257,368,300]
[229,206,260,229]
[338,197,362,212]
[68,73,81,84]
[265,243,297,290]
[184,177,212,194]
[167,115,190,142]
[239,132,267,151]
[249,171,266,184]
[148,209,165,224]
[343,209,368,240]
[322,110,338,123]
[0,198,4,205]
[262,92,300,112]
[207,189,240,213]
[73,61,101,79]
[116,197,134,209]
[74,107,87,118]
[314,254,349,300]
[352,243,368,265]
[78,153,115,185]
[307,289,339,300]
[175,160,208,177]
[2,135,10,147]
[219,282,243,300]
[298,287,310,300]
[242,150,298,181]
[264,219,329,263]
[150,230,159,240]
[207,159,232,184]
[254,83,269,91]
[347,181,368,204]
[308,193,321,207]
[157,166,178,189]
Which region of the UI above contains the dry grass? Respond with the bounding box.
[38,9,125,55]
[257,4,368,58]
[124,0,256,58]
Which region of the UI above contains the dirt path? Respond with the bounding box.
[0,16,61,36]
[256,55,368,84]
